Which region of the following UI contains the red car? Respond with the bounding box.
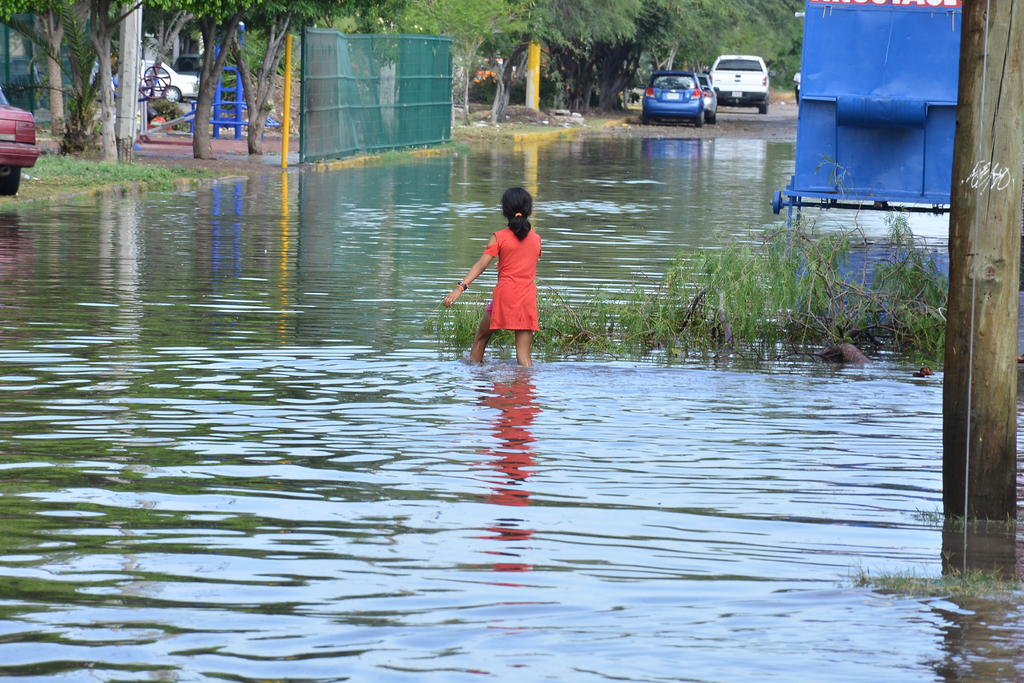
[0,86,40,196]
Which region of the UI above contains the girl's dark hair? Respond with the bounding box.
[501,187,533,240]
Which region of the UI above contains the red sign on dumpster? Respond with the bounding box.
[809,0,961,7]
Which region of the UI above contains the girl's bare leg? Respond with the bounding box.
[514,330,533,367]
[470,312,494,363]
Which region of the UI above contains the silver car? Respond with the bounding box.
[696,73,717,125]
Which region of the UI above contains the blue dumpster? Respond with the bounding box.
[773,0,963,219]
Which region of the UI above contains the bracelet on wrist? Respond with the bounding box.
[458,281,468,291]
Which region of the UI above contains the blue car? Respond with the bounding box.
[641,71,704,127]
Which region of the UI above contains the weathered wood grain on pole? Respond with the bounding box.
[943,0,1024,520]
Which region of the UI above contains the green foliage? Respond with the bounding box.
[404,0,504,46]
[721,0,805,80]
[0,0,38,21]
[541,0,643,46]
[427,214,950,363]
[3,0,99,153]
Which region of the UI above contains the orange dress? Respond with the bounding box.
[484,227,542,331]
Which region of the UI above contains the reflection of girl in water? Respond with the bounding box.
[443,187,541,366]
[483,379,539,508]
[479,378,539,572]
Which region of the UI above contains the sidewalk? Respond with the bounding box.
[136,132,301,166]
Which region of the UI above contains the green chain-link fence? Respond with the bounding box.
[300,29,452,163]
[1,19,39,115]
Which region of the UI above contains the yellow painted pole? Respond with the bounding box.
[281,34,293,169]
[520,141,538,198]
[526,42,540,111]
[278,172,290,341]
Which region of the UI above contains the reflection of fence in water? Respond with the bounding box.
[300,29,453,162]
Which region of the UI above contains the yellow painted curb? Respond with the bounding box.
[511,119,620,144]
[313,144,459,172]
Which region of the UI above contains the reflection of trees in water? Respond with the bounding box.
[478,376,539,573]
[933,522,1024,681]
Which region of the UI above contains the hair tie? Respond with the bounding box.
[514,213,522,217]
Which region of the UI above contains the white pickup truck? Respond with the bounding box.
[709,55,773,115]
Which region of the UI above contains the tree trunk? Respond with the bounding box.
[490,42,529,123]
[154,11,192,61]
[653,44,678,71]
[95,44,116,161]
[194,12,245,160]
[90,0,117,162]
[579,80,593,113]
[943,0,1024,520]
[463,62,472,125]
[597,42,639,112]
[37,12,65,137]
[235,16,290,156]
[550,45,597,113]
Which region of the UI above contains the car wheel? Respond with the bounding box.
[0,166,22,196]
[640,113,650,125]
[758,100,768,115]
[705,110,716,125]
[694,114,704,128]
[164,86,182,103]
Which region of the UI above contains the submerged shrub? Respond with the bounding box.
[427,214,949,363]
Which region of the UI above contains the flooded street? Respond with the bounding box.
[0,138,1018,682]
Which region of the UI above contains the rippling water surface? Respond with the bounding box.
[0,138,1019,682]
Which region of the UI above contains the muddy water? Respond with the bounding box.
[0,138,1017,682]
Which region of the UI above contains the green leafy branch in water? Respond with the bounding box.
[426,213,949,363]
[815,154,854,198]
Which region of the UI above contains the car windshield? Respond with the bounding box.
[174,57,201,73]
[716,59,763,72]
[652,75,694,90]
[696,75,710,87]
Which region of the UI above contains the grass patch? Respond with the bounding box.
[911,508,946,526]
[853,566,1024,598]
[428,213,949,364]
[2,155,229,203]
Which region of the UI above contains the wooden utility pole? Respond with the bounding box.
[944,0,1024,520]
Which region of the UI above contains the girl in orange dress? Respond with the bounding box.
[443,187,541,366]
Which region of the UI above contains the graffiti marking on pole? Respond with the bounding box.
[962,161,1014,192]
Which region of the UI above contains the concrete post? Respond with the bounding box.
[116,4,143,163]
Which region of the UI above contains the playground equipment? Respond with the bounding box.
[773,0,963,221]
[139,69,280,140]
[140,27,280,142]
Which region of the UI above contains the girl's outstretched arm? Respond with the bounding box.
[443,234,497,308]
